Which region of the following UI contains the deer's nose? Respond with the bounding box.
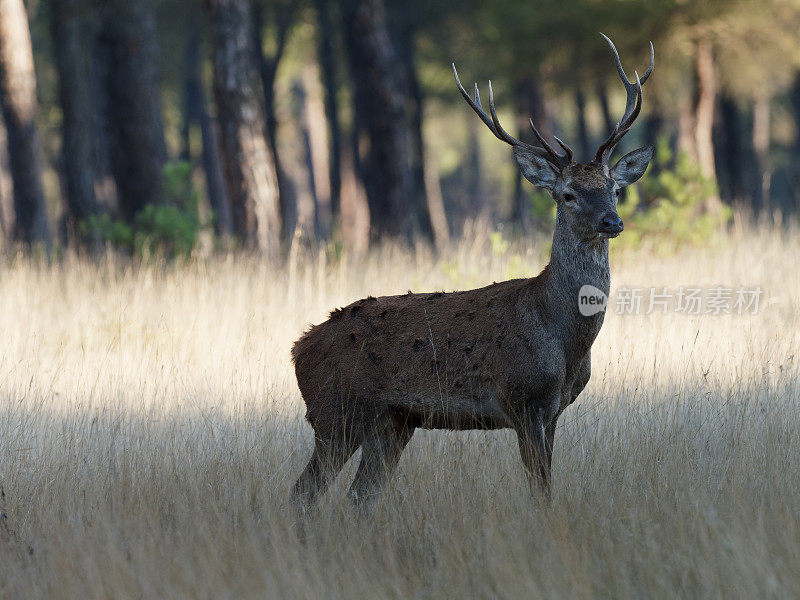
[600,213,624,234]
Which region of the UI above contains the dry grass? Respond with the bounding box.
[1,221,799,599]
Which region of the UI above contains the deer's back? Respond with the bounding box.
[292,277,568,429]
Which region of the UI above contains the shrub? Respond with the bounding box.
[80,161,206,258]
[617,138,732,251]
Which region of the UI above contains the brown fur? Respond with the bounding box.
[291,36,656,508]
[290,158,635,510]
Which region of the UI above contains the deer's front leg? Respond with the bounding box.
[515,408,551,496]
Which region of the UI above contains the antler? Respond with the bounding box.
[594,34,654,165]
[452,64,572,172]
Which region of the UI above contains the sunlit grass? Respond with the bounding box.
[1,220,799,598]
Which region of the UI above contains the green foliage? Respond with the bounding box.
[79,161,206,258]
[79,213,135,248]
[527,188,556,229]
[617,138,732,252]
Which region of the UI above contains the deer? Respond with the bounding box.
[291,34,654,512]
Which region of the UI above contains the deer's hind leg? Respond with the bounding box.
[515,407,551,497]
[293,420,362,510]
[348,411,415,513]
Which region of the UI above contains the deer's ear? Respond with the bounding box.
[513,146,557,190]
[611,146,653,187]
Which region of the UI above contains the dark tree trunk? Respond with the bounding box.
[252,1,294,241]
[341,0,413,241]
[751,96,770,214]
[789,74,800,213]
[575,89,591,161]
[201,111,233,238]
[0,114,13,243]
[88,20,118,213]
[392,15,447,248]
[207,0,282,257]
[0,0,50,246]
[51,0,102,237]
[792,74,800,159]
[181,31,203,162]
[392,16,434,242]
[466,114,487,220]
[98,0,167,222]
[183,30,232,237]
[314,0,342,224]
[596,83,615,139]
[716,95,745,205]
[643,112,665,152]
[512,76,549,230]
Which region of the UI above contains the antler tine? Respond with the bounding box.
[453,64,523,147]
[528,120,572,170]
[452,63,499,138]
[454,63,572,171]
[487,80,524,146]
[595,35,653,164]
[528,119,558,159]
[553,135,573,164]
[641,42,655,85]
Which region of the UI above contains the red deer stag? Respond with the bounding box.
[292,34,654,510]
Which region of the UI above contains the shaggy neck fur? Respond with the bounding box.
[535,207,611,359]
[549,208,610,296]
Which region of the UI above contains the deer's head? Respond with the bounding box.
[454,34,654,242]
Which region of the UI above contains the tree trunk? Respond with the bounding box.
[596,83,615,139]
[98,0,167,222]
[183,30,232,237]
[575,89,591,161]
[341,0,412,241]
[466,114,487,220]
[789,74,800,214]
[0,114,13,244]
[0,0,50,246]
[299,65,332,240]
[252,2,294,240]
[643,106,665,151]
[88,18,118,214]
[717,95,745,204]
[181,31,203,162]
[422,145,449,251]
[51,0,102,238]
[339,91,370,253]
[207,0,282,257]
[314,0,342,224]
[201,112,233,238]
[393,16,434,243]
[512,76,549,230]
[677,92,696,161]
[693,38,720,211]
[752,95,770,215]
[340,120,370,254]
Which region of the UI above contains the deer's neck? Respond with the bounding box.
[548,211,610,296]
[538,210,611,354]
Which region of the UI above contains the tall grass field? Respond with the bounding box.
[1,222,798,598]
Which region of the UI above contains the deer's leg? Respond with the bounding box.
[348,413,414,513]
[544,416,558,473]
[515,409,551,496]
[292,426,361,510]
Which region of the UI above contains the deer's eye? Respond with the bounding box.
[615,188,621,197]
[563,193,575,202]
